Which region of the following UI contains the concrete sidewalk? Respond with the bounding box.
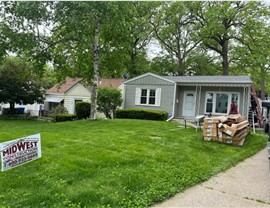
[153,147,270,207]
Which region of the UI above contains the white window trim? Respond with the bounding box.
[204,91,240,115]
[135,87,161,107]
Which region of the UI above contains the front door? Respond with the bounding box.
[182,91,196,118]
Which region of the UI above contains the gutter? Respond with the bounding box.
[166,82,177,122]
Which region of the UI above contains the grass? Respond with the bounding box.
[0,119,267,207]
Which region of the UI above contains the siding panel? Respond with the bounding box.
[124,84,175,114]
[126,74,174,86]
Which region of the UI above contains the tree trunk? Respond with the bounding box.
[222,39,229,75]
[9,102,15,115]
[90,20,101,120]
[130,51,137,77]
[176,52,184,76]
[260,69,265,100]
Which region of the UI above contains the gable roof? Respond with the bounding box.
[99,78,124,88]
[46,77,83,94]
[124,72,175,85]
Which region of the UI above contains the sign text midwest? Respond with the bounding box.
[0,134,41,171]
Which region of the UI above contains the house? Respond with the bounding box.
[44,77,91,114]
[0,102,42,116]
[99,78,124,92]
[44,77,124,115]
[123,73,252,120]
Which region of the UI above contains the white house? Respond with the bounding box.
[44,77,124,115]
[44,77,91,114]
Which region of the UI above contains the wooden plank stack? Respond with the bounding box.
[203,114,249,146]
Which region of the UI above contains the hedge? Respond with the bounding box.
[75,102,91,119]
[54,114,77,122]
[115,108,168,121]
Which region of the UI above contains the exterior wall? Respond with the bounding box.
[64,84,91,114]
[174,86,196,118]
[175,85,250,118]
[126,74,174,86]
[124,84,175,115]
[45,84,91,114]
[124,74,176,115]
[0,103,42,116]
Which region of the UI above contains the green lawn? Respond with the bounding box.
[0,119,267,207]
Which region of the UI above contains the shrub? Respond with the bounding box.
[0,114,36,121]
[115,108,168,121]
[49,105,68,116]
[54,114,77,122]
[97,87,122,119]
[75,102,91,119]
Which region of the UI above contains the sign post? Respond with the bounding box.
[0,134,41,171]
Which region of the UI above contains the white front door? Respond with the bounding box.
[182,91,196,118]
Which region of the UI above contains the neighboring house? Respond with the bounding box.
[99,78,125,108]
[44,77,91,114]
[45,77,125,115]
[99,78,124,92]
[0,102,42,116]
[123,73,252,119]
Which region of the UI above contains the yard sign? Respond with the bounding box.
[0,134,41,171]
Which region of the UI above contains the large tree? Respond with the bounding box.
[0,2,129,119]
[151,2,200,75]
[51,2,129,119]
[0,57,44,114]
[190,1,268,75]
[121,2,157,77]
[230,18,270,99]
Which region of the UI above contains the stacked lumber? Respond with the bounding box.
[203,114,249,146]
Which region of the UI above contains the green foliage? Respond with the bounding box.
[116,108,168,121]
[54,114,77,122]
[185,48,221,75]
[190,1,270,75]
[97,87,122,119]
[149,55,178,76]
[0,120,267,207]
[0,56,44,114]
[49,105,68,116]
[75,102,91,119]
[151,1,199,75]
[0,114,35,121]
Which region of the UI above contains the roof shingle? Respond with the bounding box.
[163,75,252,84]
[99,78,124,88]
[46,77,83,94]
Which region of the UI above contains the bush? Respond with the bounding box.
[54,114,77,122]
[0,114,36,121]
[97,87,122,119]
[49,105,68,116]
[115,108,168,121]
[75,102,91,119]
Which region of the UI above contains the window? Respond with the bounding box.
[135,88,161,106]
[206,93,213,113]
[149,89,156,105]
[140,89,147,104]
[205,92,239,114]
[215,93,228,113]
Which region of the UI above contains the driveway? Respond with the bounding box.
[153,147,270,207]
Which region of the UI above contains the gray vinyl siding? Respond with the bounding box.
[174,86,195,117]
[126,74,174,86]
[199,86,245,115]
[175,85,248,118]
[124,84,175,114]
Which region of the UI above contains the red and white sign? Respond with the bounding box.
[0,134,41,171]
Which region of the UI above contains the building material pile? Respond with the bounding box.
[203,114,249,146]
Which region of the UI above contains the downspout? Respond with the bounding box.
[122,84,126,109]
[166,82,177,121]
